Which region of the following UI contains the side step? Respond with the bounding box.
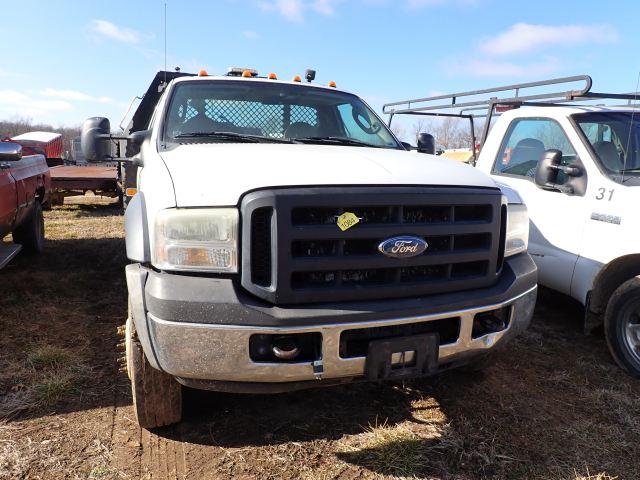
[0,243,22,270]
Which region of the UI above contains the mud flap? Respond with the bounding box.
[364,334,439,381]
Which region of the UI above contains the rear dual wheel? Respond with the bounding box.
[126,315,183,428]
[12,201,45,254]
[605,277,640,378]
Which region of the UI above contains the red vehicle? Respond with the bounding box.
[11,131,64,167]
[0,141,50,268]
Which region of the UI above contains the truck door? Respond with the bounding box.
[0,164,17,237]
[490,117,587,295]
[9,156,36,227]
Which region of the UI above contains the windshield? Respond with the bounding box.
[163,80,401,149]
[574,112,640,176]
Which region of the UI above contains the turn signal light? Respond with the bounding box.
[268,72,278,80]
[125,188,138,197]
[198,69,208,76]
[293,75,302,82]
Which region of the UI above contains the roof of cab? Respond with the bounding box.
[170,74,354,95]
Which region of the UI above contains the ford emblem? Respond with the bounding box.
[378,236,428,259]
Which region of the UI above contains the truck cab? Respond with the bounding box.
[81,69,537,428]
[385,75,640,379]
[477,105,640,378]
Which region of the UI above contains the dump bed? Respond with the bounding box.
[12,131,64,166]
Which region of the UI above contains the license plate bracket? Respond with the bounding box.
[364,334,439,381]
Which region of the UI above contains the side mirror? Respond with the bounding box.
[417,133,436,155]
[81,117,112,162]
[534,149,562,187]
[127,129,151,156]
[0,142,22,161]
[535,149,582,194]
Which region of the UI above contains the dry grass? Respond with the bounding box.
[27,345,70,369]
[338,421,432,477]
[574,471,618,480]
[1,198,640,479]
[0,342,90,418]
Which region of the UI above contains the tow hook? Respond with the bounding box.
[312,359,324,380]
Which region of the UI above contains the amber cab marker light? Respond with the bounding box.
[293,75,302,82]
[198,69,208,77]
[268,73,278,80]
[328,81,337,88]
[126,188,138,197]
[242,70,253,78]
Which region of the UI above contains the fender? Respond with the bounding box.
[583,254,640,333]
[124,191,151,262]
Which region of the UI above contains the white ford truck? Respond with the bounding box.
[81,68,537,428]
[385,75,640,379]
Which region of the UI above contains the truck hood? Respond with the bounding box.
[159,143,497,206]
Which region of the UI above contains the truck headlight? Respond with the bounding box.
[505,203,529,257]
[153,208,238,272]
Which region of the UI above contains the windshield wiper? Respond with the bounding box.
[294,136,386,148]
[174,131,294,143]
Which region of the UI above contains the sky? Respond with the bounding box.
[1,0,638,131]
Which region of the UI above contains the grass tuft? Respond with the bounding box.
[88,464,113,479]
[32,372,74,406]
[27,345,70,369]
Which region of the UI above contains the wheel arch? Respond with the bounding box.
[589,254,640,318]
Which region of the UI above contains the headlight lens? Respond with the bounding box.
[505,203,529,257]
[153,208,238,272]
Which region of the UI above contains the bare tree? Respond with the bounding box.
[390,124,407,141]
[411,119,433,141]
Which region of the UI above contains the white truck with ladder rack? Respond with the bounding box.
[385,75,640,378]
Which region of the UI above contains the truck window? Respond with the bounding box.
[164,80,400,149]
[337,103,385,144]
[492,118,576,179]
[573,112,640,176]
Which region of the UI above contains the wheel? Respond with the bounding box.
[126,315,183,428]
[604,277,640,378]
[12,202,45,254]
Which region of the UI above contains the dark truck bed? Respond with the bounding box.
[50,165,119,203]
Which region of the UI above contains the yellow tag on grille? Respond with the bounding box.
[336,212,360,231]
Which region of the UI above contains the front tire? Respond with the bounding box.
[126,316,183,428]
[12,201,45,254]
[604,277,640,378]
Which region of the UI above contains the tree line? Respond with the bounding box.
[392,117,485,150]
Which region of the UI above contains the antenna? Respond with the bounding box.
[622,70,640,184]
[164,2,167,86]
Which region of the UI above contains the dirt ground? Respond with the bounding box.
[1,199,639,480]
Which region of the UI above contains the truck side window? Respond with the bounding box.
[492,118,576,179]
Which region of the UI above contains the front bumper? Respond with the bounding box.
[126,254,537,390]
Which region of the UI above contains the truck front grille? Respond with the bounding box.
[241,187,505,305]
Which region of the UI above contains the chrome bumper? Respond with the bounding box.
[147,286,537,383]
